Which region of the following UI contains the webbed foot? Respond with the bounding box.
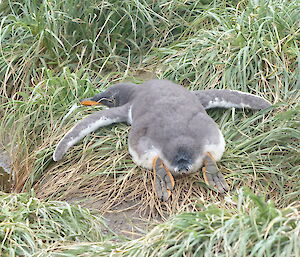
[202,153,229,193]
[153,156,175,201]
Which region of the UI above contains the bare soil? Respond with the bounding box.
[68,196,161,239]
[93,199,157,239]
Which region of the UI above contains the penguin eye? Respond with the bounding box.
[112,97,118,106]
[110,94,119,105]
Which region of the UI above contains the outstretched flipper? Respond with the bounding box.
[202,153,229,193]
[194,89,271,110]
[153,156,175,201]
[53,106,129,161]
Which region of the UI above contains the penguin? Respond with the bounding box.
[53,79,271,201]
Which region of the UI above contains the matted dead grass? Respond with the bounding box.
[26,123,228,221]
[35,151,220,218]
[21,107,297,225]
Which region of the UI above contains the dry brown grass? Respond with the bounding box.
[25,122,229,221]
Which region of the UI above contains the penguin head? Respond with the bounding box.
[80,83,138,107]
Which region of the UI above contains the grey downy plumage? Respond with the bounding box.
[53,79,271,201]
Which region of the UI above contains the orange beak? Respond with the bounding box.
[80,100,102,106]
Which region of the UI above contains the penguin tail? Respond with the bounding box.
[172,148,193,172]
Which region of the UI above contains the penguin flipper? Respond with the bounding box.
[53,105,129,162]
[193,89,271,110]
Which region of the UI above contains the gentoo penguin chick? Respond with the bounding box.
[53,79,271,201]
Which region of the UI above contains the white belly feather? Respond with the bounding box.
[128,129,225,172]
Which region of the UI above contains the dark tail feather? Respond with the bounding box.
[172,148,192,172]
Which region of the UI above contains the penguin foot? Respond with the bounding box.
[202,153,229,194]
[153,156,175,201]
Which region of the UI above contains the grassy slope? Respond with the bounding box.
[29,189,300,256]
[0,192,112,256]
[0,0,299,256]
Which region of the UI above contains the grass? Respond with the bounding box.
[0,0,299,255]
[151,0,300,94]
[0,0,221,97]
[0,191,111,256]
[27,189,300,256]
[117,189,300,257]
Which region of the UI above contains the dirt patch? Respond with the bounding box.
[51,168,222,239]
[68,196,162,239]
[93,199,158,239]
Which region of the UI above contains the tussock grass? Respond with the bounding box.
[120,189,300,257]
[151,0,300,98]
[0,0,299,217]
[0,0,217,97]
[0,0,299,254]
[218,104,300,207]
[34,189,300,256]
[0,0,158,95]
[0,192,111,257]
